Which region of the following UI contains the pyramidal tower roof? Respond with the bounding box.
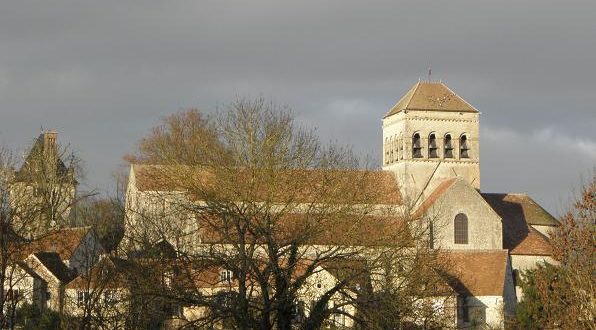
[384,81,478,118]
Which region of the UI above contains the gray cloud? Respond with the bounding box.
[1,0,594,214]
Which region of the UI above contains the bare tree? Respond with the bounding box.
[124,101,453,329]
[71,198,125,254]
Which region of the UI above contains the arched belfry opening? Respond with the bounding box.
[382,80,480,194]
[412,133,422,158]
[428,133,438,158]
[460,134,469,159]
[444,134,454,158]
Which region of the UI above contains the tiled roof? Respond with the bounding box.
[23,227,94,260]
[385,81,478,118]
[482,193,559,226]
[131,164,402,205]
[482,193,556,256]
[33,252,75,283]
[441,250,508,296]
[196,213,410,247]
[66,257,139,289]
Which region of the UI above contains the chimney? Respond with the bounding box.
[41,130,58,170]
[43,131,58,152]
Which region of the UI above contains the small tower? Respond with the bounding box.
[382,81,480,200]
[10,131,77,238]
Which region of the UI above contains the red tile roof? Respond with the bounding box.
[22,227,94,261]
[197,213,410,247]
[131,165,401,205]
[482,193,559,226]
[482,193,556,255]
[441,250,509,296]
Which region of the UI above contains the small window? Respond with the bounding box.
[77,291,90,307]
[454,213,468,244]
[220,269,233,283]
[412,133,423,158]
[444,134,454,158]
[103,290,117,306]
[293,300,305,322]
[513,269,521,287]
[461,296,470,322]
[460,134,469,159]
[428,133,438,158]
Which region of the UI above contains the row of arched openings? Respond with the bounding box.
[412,132,469,159]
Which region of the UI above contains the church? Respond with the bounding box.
[379,80,558,327]
[124,80,560,328]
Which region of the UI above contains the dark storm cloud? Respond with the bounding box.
[0,0,594,214]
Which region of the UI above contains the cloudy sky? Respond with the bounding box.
[1,1,594,215]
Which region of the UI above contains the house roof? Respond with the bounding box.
[482,193,559,226]
[23,226,95,260]
[385,81,478,118]
[441,250,509,296]
[482,193,556,256]
[66,256,139,290]
[131,164,402,205]
[32,252,74,283]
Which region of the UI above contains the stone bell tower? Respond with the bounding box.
[9,131,77,238]
[382,81,480,201]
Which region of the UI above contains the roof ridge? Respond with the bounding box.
[403,81,421,110]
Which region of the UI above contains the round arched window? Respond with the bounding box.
[454,213,468,244]
[412,133,422,158]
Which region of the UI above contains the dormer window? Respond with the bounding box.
[412,133,423,158]
[444,134,454,158]
[428,133,438,158]
[460,134,469,159]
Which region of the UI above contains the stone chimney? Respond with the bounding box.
[43,131,58,153]
[41,130,59,173]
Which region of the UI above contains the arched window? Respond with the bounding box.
[454,213,468,244]
[428,133,438,158]
[412,133,423,158]
[394,135,399,161]
[384,138,389,164]
[460,134,469,159]
[444,134,454,158]
[389,137,394,163]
